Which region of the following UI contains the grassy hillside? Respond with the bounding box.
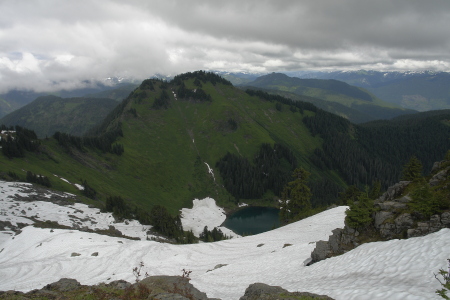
[0,74,344,215]
[245,73,416,121]
[0,96,118,138]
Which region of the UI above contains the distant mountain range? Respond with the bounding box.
[241,73,416,123]
[221,70,450,112]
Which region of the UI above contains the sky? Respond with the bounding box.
[1,0,450,93]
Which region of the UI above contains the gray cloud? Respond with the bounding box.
[0,0,449,93]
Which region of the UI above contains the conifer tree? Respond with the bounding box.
[401,155,423,181]
[280,167,312,223]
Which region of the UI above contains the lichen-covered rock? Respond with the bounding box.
[239,283,335,300]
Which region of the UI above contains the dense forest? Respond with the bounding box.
[0,125,40,158]
[53,127,124,155]
[216,143,298,201]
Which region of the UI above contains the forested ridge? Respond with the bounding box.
[303,102,450,189]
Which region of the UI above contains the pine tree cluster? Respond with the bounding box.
[199,226,229,242]
[26,171,51,187]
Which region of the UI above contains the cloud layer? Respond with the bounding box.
[1,0,450,92]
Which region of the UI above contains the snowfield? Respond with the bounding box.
[0,180,448,299]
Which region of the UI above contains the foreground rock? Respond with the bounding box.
[239,283,335,300]
[0,277,334,300]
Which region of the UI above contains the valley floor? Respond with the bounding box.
[0,181,448,300]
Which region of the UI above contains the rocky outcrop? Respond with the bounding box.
[0,277,336,300]
[138,276,214,300]
[310,161,450,264]
[0,276,218,300]
[239,283,335,300]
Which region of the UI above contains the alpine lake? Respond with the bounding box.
[222,206,280,236]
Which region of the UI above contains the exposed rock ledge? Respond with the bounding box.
[310,165,450,265]
[0,277,334,300]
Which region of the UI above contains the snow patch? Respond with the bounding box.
[180,198,238,238]
[0,180,153,240]
[204,162,215,181]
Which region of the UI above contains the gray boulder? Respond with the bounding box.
[44,278,80,292]
[139,276,211,300]
[429,168,449,186]
[394,213,414,232]
[310,240,332,263]
[239,283,334,300]
[376,181,411,202]
[374,211,393,228]
[441,212,450,225]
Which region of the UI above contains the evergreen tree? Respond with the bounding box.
[280,167,312,223]
[345,191,374,230]
[401,155,423,181]
[369,180,382,200]
[338,185,362,205]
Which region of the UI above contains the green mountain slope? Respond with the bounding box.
[0,74,344,214]
[0,96,118,138]
[239,86,374,124]
[245,73,416,122]
[1,71,449,218]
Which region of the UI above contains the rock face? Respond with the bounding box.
[310,161,450,265]
[239,283,335,300]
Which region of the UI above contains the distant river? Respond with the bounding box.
[222,206,280,235]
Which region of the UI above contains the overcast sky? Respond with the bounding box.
[1,0,450,93]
